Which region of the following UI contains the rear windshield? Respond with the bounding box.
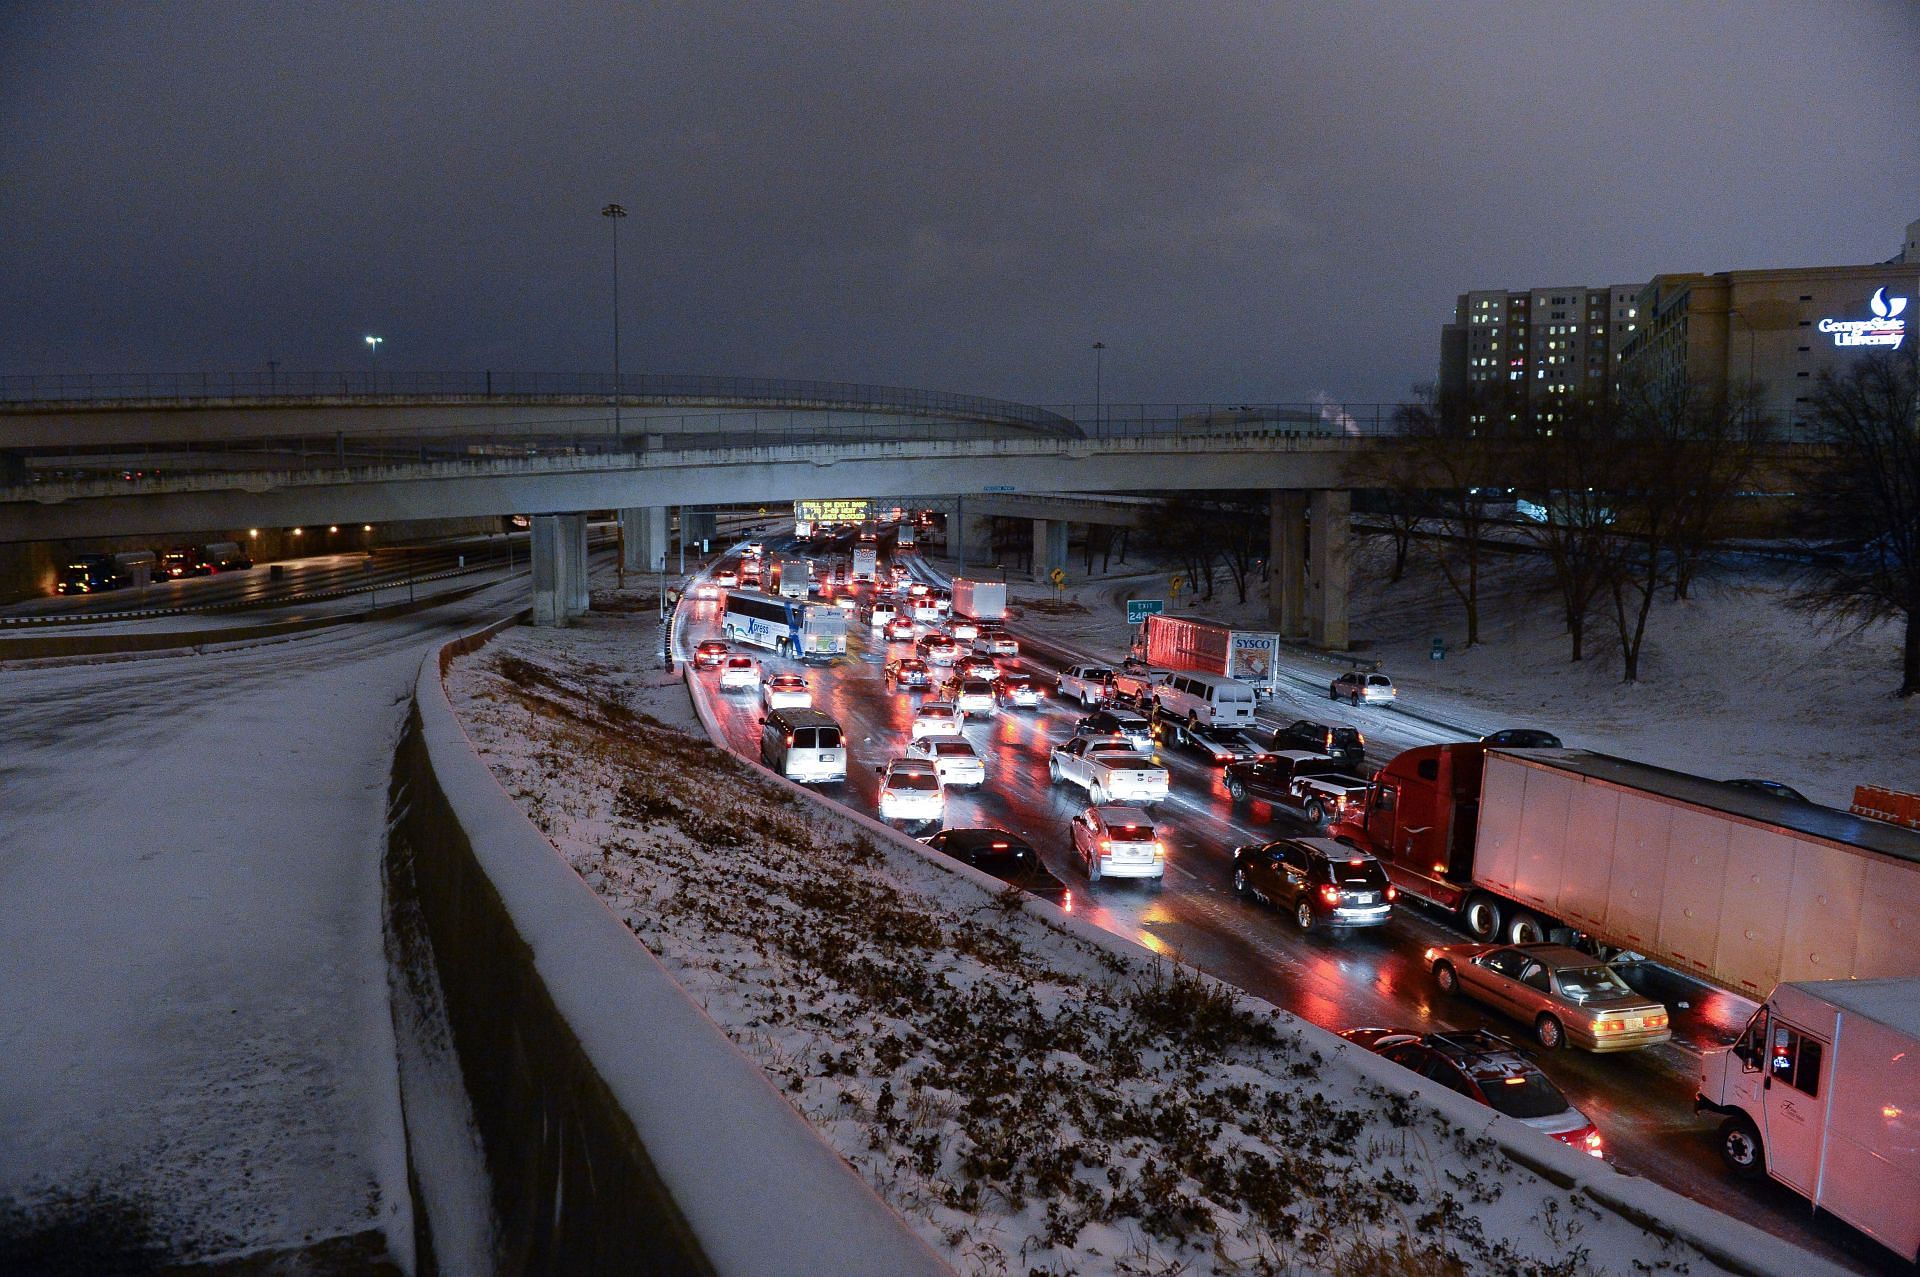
[893,771,938,791]
[794,727,842,749]
[1331,729,1361,746]
[1110,824,1155,840]
[1554,967,1633,1000]
[1367,675,1393,687]
[1115,716,1149,730]
[1473,1069,1571,1120]
[1083,668,1112,679]
[1219,686,1255,702]
[1322,858,1388,889]
[933,742,974,757]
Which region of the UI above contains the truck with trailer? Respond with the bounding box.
[1139,614,1282,697]
[1695,978,1920,1264]
[1329,744,1920,1000]
[851,544,878,582]
[949,577,1007,623]
[773,557,813,600]
[895,522,916,549]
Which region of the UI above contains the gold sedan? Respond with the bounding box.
[1426,942,1672,1053]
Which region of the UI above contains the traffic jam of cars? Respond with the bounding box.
[673,534,1920,1244]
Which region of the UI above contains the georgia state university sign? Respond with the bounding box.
[1818,287,1908,350]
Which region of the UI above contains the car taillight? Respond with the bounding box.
[1152,841,1166,860]
[1320,885,1341,904]
[1646,1012,1669,1029]
[1594,1019,1626,1035]
[1099,839,1111,852]
[1385,885,1398,901]
[1061,891,1073,913]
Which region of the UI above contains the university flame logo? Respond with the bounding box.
[1869,287,1908,321]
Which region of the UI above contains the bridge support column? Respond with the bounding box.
[1268,490,1307,638]
[620,506,667,574]
[683,508,717,552]
[1307,489,1350,650]
[952,501,991,567]
[1031,518,1068,585]
[532,514,590,626]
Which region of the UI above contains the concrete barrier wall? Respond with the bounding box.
[390,620,952,1277]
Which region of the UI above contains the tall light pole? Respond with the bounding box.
[601,203,628,446]
[1092,341,1106,431]
[364,335,382,393]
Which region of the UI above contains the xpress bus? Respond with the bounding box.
[722,590,848,661]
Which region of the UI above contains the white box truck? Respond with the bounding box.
[949,577,1007,623]
[1140,614,1281,696]
[774,557,812,600]
[1696,978,1920,1263]
[851,544,878,582]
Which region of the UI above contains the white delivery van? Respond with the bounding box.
[1696,978,1920,1263]
[758,708,847,784]
[1152,671,1257,727]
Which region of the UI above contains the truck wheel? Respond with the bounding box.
[1305,799,1327,825]
[1228,779,1248,804]
[1717,1116,1765,1180]
[1048,760,1061,784]
[1090,784,1107,805]
[1433,961,1458,995]
[1534,1014,1565,1051]
[1507,912,1547,945]
[1462,894,1503,942]
[1295,900,1316,932]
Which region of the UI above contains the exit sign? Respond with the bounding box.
[1127,599,1164,625]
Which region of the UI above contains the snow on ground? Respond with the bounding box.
[445,588,1754,1277]
[963,539,1917,808]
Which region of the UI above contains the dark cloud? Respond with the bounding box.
[3,1,1916,406]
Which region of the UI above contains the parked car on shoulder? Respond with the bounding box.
[921,827,1070,908]
[692,639,730,670]
[1231,837,1395,934]
[992,672,1040,709]
[906,736,986,787]
[1481,729,1563,750]
[1331,671,1395,705]
[1339,1028,1604,1158]
[885,657,933,690]
[1157,720,1269,766]
[1269,720,1366,771]
[1073,709,1155,754]
[1069,805,1165,884]
[877,758,944,827]
[1425,942,1672,1053]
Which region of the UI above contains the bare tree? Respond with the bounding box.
[1788,347,1920,695]
[1668,380,1768,601]
[1514,396,1624,662]
[1141,496,1219,602]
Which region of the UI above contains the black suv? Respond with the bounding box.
[1229,836,1394,934]
[1269,719,1365,771]
[921,828,1072,908]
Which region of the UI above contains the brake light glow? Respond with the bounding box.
[1062,891,1073,913]
[1385,885,1398,901]
[1152,841,1166,860]
[1320,885,1341,904]
[1594,1019,1627,1035]
[1099,839,1112,852]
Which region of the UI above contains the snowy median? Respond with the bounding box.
[434,607,1843,1277]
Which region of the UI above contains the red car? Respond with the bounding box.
[693,640,729,670]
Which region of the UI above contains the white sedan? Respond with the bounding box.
[910,701,964,741]
[907,737,986,787]
[718,655,762,691]
[877,758,944,826]
[973,631,1019,658]
[761,673,812,710]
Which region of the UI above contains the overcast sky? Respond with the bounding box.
[3,2,1916,407]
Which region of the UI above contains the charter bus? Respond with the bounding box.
[722,589,848,661]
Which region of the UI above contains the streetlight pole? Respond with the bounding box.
[1092,341,1106,432]
[364,335,382,394]
[601,203,628,447]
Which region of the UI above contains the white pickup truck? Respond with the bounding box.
[1055,664,1114,707]
[1048,736,1170,805]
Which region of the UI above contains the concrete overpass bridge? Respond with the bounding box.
[1,377,1392,643]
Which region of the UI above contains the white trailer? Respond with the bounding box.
[1140,614,1281,695]
[950,578,1007,622]
[1467,749,1920,999]
[851,545,878,582]
[1696,978,1920,1263]
[774,557,812,600]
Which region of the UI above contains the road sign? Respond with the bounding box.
[1170,574,1185,599]
[1127,599,1164,625]
[1048,567,1067,587]
[984,484,1016,493]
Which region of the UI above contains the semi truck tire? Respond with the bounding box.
[1717,1116,1765,1180]
[1462,894,1503,941]
[1507,911,1548,945]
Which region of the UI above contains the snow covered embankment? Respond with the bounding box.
[444,625,1842,1277]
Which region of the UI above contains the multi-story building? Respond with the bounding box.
[1617,218,1917,434]
[1438,283,1643,422]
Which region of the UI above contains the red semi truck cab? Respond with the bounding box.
[1329,742,1486,913]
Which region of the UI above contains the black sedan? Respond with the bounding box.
[1481,729,1563,749]
[921,828,1073,910]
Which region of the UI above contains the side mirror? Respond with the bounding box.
[756,717,766,728]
